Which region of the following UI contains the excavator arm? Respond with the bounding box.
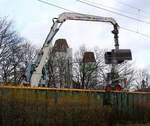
[30,12,119,86]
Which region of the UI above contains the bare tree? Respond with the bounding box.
[0,17,38,84]
[134,69,150,89]
[73,46,136,89]
[73,45,99,89]
[0,36,33,84]
[0,18,16,60]
[18,41,38,82]
[94,48,136,89]
[0,18,19,83]
[72,45,86,88]
[20,41,38,66]
[94,48,110,86]
[47,48,72,88]
[115,61,136,88]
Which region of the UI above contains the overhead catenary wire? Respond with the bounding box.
[78,0,145,33]
[78,0,150,19]
[114,0,150,15]
[37,0,75,12]
[120,26,150,38]
[77,0,150,25]
[37,0,150,39]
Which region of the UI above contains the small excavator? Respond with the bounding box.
[25,12,132,90]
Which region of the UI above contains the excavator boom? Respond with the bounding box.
[30,12,119,86]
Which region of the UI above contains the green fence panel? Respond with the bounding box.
[0,87,150,126]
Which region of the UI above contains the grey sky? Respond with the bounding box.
[0,0,150,71]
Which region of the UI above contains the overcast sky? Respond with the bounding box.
[0,0,150,71]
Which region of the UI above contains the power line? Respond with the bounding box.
[120,27,150,38]
[37,0,150,38]
[37,0,75,12]
[77,0,150,25]
[80,0,150,19]
[115,0,150,15]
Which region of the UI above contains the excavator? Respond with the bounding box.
[25,12,132,89]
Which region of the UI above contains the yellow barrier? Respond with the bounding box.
[0,85,150,94]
